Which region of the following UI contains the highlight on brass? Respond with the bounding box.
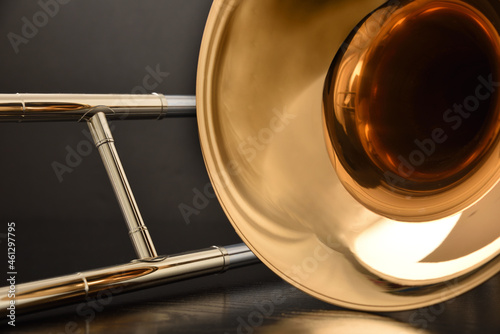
[324,0,500,222]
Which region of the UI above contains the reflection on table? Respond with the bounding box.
[2,264,498,334]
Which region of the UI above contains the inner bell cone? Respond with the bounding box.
[323,0,500,221]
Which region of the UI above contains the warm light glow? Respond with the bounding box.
[389,16,407,34]
[353,213,500,284]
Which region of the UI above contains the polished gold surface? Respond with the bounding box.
[0,245,257,316]
[88,112,158,259]
[197,0,500,311]
[0,94,196,121]
[324,0,500,222]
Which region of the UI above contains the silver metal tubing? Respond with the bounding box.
[161,95,198,117]
[88,111,157,259]
[224,243,260,269]
[0,244,258,317]
[0,93,196,122]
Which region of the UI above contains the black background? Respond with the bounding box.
[0,0,245,283]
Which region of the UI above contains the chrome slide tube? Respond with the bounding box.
[0,244,258,317]
[0,93,196,122]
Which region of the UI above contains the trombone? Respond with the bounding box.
[1,0,500,316]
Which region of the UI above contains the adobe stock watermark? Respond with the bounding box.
[178,107,296,224]
[51,126,105,183]
[284,235,339,282]
[7,0,72,54]
[52,284,125,334]
[51,64,169,183]
[224,237,339,334]
[237,107,296,163]
[408,277,460,332]
[384,74,499,186]
[224,288,289,334]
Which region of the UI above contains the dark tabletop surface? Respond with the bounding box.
[0,1,499,333]
[0,264,498,334]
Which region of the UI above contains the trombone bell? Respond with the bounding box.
[196,0,500,311]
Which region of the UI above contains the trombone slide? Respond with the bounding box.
[0,244,257,317]
[0,93,259,316]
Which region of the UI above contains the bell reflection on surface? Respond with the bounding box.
[258,311,431,334]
